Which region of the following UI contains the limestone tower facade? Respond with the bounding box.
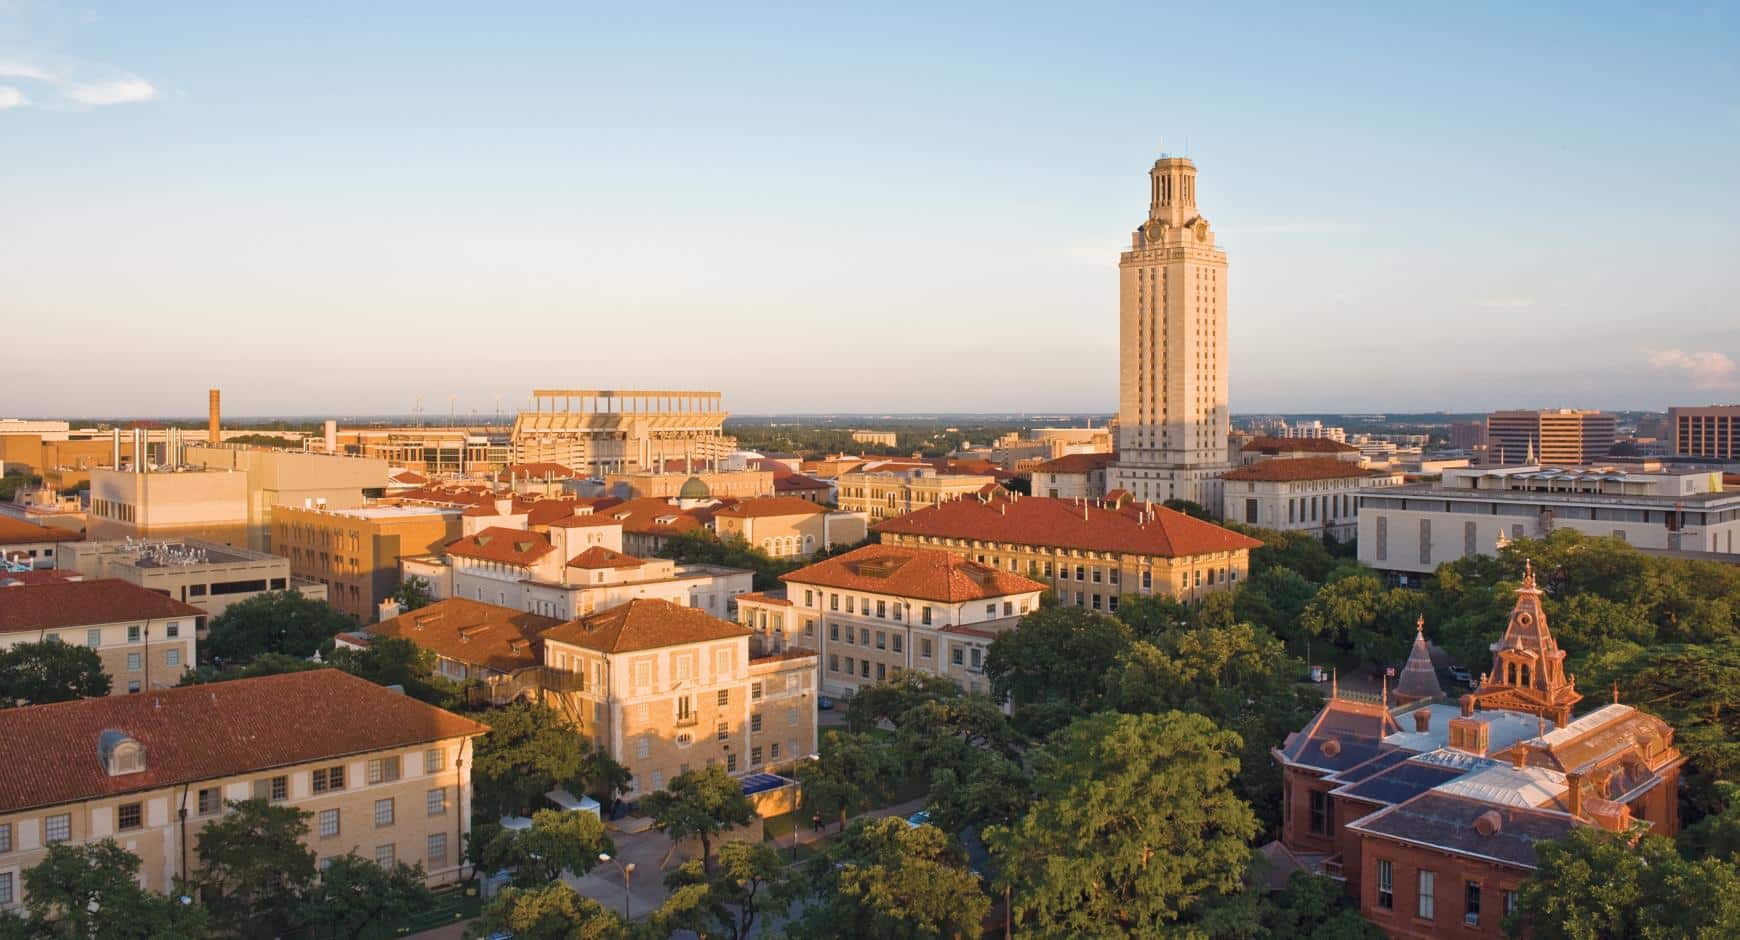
[1107,154,1230,510]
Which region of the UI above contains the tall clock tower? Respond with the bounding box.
[1107,154,1231,512]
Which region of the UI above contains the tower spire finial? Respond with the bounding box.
[1417,613,1426,635]
[1522,558,1537,591]
[1613,680,1621,705]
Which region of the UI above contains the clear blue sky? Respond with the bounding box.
[3,2,1736,418]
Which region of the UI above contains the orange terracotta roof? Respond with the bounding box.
[605,498,708,535]
[542,598,750,653]
[1241,436,1359,454]
[525,498,583,526]
[0,515,82,546]
[1221,457,1388,483]
[444,527,555,566]
[566,546,647,570]
[872,495,1261,559]
[714,496,829,519]
[547,513,623,529]
[0,579,205,635]
[772,473,830,492]
[372,598,556,674]
[1031,453,1114,474]
[388,469,428,485]
[503,462,578,480]
[782,544,1046,603]
[0,670,490,816]
[735,591,793,607]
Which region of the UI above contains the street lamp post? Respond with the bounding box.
[598,852,636,919]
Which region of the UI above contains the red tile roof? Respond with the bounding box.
[772,473,830,492]
[0,669,490,815]
[1031,453,1114,474]
[372,598,556,674]
[872,495,1261,559]
[1221,457,1387,483]
[503,462,578,481]
[541,598,750,653]
[0,579,205,635]
[0,515,82,546]
[782,544,1047,603]
[713,496,830,519]
[735,591,793,607]
[444,527,555,566]
[566,546,647,570]
[547,513,624,529]
[1241,436,1359,454]
[605,498,709,536]
[388,469,429,485]
[0,569,85,587]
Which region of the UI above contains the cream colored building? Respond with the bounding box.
[873,493,1262,609]
[0,579,202,695]
[180,444,389,550]
[0,516,81,570]
[711,497,869,559]
[1029,453,1113,500]
[1220,458,1402,540]
[511,389,734,476]
[740,544,1047,699]
[539,599,818,796]
[836,467,995,523]
[1108,155,1232,510]
[849,430,899,448]
[600,470,772,501]
[274,504,463,622]
[88,467,252,547]
[1359,466,1740,575]
[0,669,488,909]
[58,539,326,618]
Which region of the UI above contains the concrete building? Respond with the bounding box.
[0,670,489,907]
[1273,566,1683,939]
[1484,410,1616,466]
[1221,459,1403,539]
[1670,405,1740,461]
[836,466,996,524]
[1029,453,1114,500]
[0,516,80,570]
[1358,465,1740,575]
[539,598,819,796]
[1239,436,1363,466]
[873,493,1262,609]
[1108,155,1231,509]
[58,538,327,619]
[849,430,898,448]
[599,469,772,502]
[741,545,1046,699]
[711,497,869,560]
[323,426,512,475]
[1448,421,1487,451]
[88,467,252,547]
[1280,420,1348,443]
[179,444,389,549]
[511,389,734,476]
[274,504,464,622]
[0,579,202,694]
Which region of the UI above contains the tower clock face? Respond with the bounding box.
[1145,220,1166,242]
[1194,220,1209,241]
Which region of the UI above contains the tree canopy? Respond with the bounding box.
[469,882,630,940]
[477,809,613,887]
[202,590,353,664]
[641,764,755,874]
[786,816,989,940]
[1511,827,1740,939]
[194,798,318,935]
[984,605,1130,733]
[0,639,110,706]
[13,840,206,939]
[471,699,630,817]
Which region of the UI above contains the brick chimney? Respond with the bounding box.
[208,389,221,444]
[1566,771,1583,819]
[1413,708,1432,733]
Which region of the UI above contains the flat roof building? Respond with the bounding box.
[275,504,463,622]
[1669,405,1740,461]
[1221,458,1402,540]
[0,515,81,570]
[57,538,327,619]
[1485,410,1615,466]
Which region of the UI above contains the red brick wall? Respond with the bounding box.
[1356,836,1528,940]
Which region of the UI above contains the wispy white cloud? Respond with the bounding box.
[0,54,156,110]
[1473,297,1535,309]
[1649,349,1740,390]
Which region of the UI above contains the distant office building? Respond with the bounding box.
[324,426,512,475]
[1280,420,1348,443]
[598,469,773,502]
[1220,459,1402,539]
[1238,436,1363,466]
[511,389,735,476]
[1029,453,1114,500]
[1359,465,1740,575]
[837,466,996,523]
[58,538,326,618]
[88,467,253,547]
[1448,421,1486,451]
[1669,405,1740,461]
[849,430,899,448]
[1484,410,1615,466]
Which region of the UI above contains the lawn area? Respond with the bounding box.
[389,881,483,936]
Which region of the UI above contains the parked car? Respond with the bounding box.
[1447,666,1474,687]
[818,696,835,711]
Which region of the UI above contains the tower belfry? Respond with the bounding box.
[1108,150,1231,509]
[1473,560,1583,726]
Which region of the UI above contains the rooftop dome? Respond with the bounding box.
[678,476,711,500]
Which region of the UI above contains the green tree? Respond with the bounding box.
[294,854,435,939]
[203,590,354,664]
[984,606,1131,733]
[18,840,207,939]
[1259,871,1383,939]
[655,841,794,940]
[1231,565,1319,642]
[987,711,1259,935]
[786,816,988,940]
[469,882,629,940]
[193,798,317,935]
[1232,525,1337,582]
[845,670,964,734]
[641,765,754,874]
[471,700,630,817]
[0,639,110,706]
[327,635,464,707]
[796,730,897,830]
[1295,572,1428,666]
[478,809,614,887]
[1161,498,1214,520]
[656,530,802,590]
[176,651,327,687]
[388,575,436,611]
[1510,827,1740,939]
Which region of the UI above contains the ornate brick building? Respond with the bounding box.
[1273,562,1683,938]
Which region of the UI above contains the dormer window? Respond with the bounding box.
[99,730,147,776]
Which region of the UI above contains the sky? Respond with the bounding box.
[2,2,1737,418]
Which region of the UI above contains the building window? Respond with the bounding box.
[637,735,651,760]
[165,648,181,668]
[118,802,142,831]
[828,654,838,672]
[751,713,763,733]
[859,660,869,678]
[166,622,180,638]
[770,742,781,760]
[375,844,396,867]
[426,832,449,868]
[198,788,221,816]
[752,681,763,701]
[374,798,395,827]
[426,788,447,816]
[717,689,730,706]
[1465,880,1481,926]
[127,653,142,671]
[952,648,963,666]
[787,707,798,726]
[45,813,70,843]
[727,752,738,773]
[254,775,289,803]
[128,625,142,643]
[313,766,346,793]
[875,631,886,650]
[425,748,445,773]
[1376,859,1393,910]
[367,756,402,785]
[0,872,11,906]
[1308,789,1328,835]
[0,822,11,853]
[1502,889,1519,918]
[920,638,932,658]
[921,606,932,625]
[676,695,694,722]
[1417,870,1435,920]
[751,746,763,767]
[891,634,902,653]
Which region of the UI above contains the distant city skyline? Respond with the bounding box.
[3,3,1736,416]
